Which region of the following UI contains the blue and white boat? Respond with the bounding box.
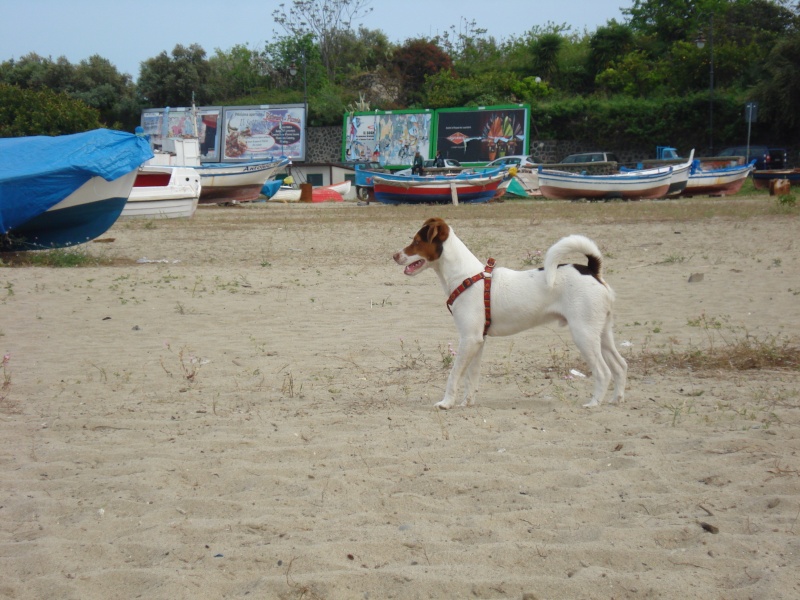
[1,129,153,251]
[682,160,755,197]
[149,136,289,204]
[537,166,673,200]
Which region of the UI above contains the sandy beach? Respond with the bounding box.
[1,197,799,599]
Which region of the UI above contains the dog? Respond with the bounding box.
[393,217,627,409]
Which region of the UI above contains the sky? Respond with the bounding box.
[0,0,629,80]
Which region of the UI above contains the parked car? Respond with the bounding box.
[768,148,788,169]
[561,151,620,164]
[423,158,461,168]
[717,145,787,170]
[485,155,537,168]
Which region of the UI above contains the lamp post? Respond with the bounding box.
[696,15,714,155]
[289,57,308,139]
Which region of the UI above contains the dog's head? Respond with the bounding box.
[393,217,450,276]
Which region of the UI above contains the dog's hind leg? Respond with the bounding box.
[436,336,485,409]
[601,317,627,403]
[568,324,612,408]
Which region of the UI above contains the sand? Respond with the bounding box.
[1,198,799,599]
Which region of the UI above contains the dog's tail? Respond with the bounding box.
[544,234,604,288]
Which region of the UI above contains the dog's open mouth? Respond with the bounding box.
[404,259,426,275]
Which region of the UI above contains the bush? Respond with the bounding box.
[0,84,102,137]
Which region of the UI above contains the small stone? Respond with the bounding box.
[688,273,704,283]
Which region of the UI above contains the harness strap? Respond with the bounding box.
[446,258,496,337]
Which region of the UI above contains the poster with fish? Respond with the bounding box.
[221,105,306,162]
[434,105,530,163]
[342,110,433,166]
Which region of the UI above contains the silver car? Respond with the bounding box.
[485,155,537,168]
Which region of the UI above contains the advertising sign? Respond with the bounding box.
[221,105,306,162]
[342,110,433,166]
[141,104,305,163]
[434,105,530,163]
[140,106,223,162]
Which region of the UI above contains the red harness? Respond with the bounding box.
[445,258,496,337]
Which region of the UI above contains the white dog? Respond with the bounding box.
[393,217,627,409]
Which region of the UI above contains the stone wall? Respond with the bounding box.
[304,125,656,166]
[306,126,343,163]
[305,126,768,167]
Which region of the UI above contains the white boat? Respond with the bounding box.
[621,150,695,197]
[537,166,673,200]
[149,137,289,204]
[122,165,202,219]
[682,160,755,196]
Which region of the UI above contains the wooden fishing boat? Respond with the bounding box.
[620,150,695,197]
[149,137,289,204]
[371,168,506,205]
[681,161,755,196]
[537,166,673,200]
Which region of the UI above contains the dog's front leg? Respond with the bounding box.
[461,342,485,406]
[436,335,484,409]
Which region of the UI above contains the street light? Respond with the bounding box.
[696,14,714,155]
[289,57,308,136]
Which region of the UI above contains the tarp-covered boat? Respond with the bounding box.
[1,129,153,251]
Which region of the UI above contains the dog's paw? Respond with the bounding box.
[582,399,600,408]
[435,400,455,410]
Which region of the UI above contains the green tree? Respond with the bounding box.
[137,44,211,107]
[757,30,800,137]
[391,38,453,105]
[587,21,635,82]
[272,0,374,82]
[0,83,102,137]
[0,53,139,130]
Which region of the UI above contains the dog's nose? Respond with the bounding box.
[392,251,404,264]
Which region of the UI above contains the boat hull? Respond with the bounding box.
[122,166,201,219]
[682,163,754,196]
[537,168,672,200]
[374,181,502,204]
[372,172,505,205]
[3,172,136,251]
[197,160,287,203]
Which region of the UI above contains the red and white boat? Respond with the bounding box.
[122,165,202,219]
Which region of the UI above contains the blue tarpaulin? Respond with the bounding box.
[0,129,153,234]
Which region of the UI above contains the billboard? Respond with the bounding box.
[140,106,223,162]
[342,110,433,166]
[221,104,306,162]
[140,103,306,163]
[434,105,530,163]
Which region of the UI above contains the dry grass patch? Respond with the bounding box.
[631,314,800,375]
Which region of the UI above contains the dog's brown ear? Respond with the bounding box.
[422,218,449,243]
